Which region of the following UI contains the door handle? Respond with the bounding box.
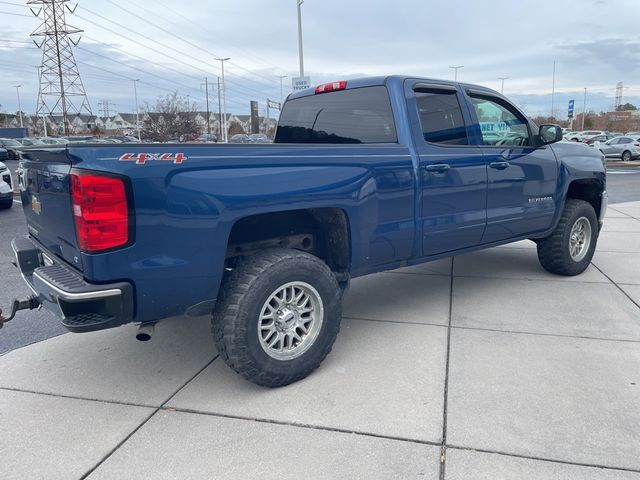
[489,161,510,170]
[425,163,450,172]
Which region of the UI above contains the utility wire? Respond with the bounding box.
[105,0,284,89]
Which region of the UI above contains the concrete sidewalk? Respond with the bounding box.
[1,202,640,479]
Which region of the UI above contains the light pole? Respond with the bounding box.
[215,57,230,143]
[551,61,556,119]
[133,79,141,141]
[297,0,305,78]
[582,88,587,130]
[14,84,23,128]
[449,65,463,81]
[498,77,508,94]
[278,75,288,105]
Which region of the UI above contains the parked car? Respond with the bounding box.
[196,133,218,143]
[586,134,609,145]
[17,138,47,147]
[0,147,9,162]
[0,138,24,159]
[5,75,607,387]
[566,130,607,142]
[626,132,640,136]
[598,136,640,161]
[37,137,69,146]
[248,133,271,143]
[229,134,251,143]
[0,160,13,209]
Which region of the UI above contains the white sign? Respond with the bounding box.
[292,76,311,91]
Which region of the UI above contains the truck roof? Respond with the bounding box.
[287,75,498,101]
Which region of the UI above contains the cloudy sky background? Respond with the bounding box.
[0,0,638,119]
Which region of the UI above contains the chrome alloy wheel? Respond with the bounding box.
[569,216,592,262]
[258,282,324,360]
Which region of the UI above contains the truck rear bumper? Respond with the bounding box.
[11,236,134,333]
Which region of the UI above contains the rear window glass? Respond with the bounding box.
[414,89,468,145]
[275,86,397,144]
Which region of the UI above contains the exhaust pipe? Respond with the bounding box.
[136,323,155,342]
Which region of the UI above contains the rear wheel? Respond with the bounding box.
[622,150,632,162]
[212,248,342,387]
[0,197,13,210]
[537,199,598,276]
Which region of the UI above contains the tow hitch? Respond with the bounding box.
[0,296,41,329]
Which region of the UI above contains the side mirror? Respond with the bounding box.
[539,125,563,145]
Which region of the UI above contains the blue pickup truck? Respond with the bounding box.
[3,76,607,387]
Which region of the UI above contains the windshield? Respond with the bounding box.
[1,139,22,147]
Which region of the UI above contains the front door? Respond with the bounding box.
[406,82,488,256]
[465,91,559,244]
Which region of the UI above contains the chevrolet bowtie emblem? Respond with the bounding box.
[31,195,42,215]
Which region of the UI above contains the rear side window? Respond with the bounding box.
[414,89,468,145]
[275,86,397,144]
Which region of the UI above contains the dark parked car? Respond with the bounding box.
[0,138,24,159]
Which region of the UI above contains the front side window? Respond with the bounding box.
[414,89,468,145]
[275,86,397,144]
[469,94,531,147]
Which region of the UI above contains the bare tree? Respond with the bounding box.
[142,92,198,142]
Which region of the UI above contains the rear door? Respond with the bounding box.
[404,81,487,256]
[18,148,83,270]
[464,91,559,243]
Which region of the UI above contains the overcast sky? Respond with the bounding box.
[1,0,638,118]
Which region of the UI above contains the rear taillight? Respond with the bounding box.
[70,171,129,252]
[315,81,347,94]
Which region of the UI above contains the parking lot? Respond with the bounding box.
[1,191,640,478]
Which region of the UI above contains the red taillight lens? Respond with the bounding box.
[70,172,129,252]
[315,81,347,94]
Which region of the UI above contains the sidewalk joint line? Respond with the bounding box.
[590,263,640,311]
[159,406,442,448]
[0,386,157,409]
[439,257,455,480]
[446,444,640,474]
[78,355,217,479]
[342,315,448,329]
[450,324,640,344]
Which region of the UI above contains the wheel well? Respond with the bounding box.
[226,208,350,276]
[566,179,604,217]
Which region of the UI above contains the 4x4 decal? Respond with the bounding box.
[119,153,187,165]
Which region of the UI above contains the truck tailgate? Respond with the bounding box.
[18,148,83,270]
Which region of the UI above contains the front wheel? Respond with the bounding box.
[212,248,342,387]
[0,197,13,210]
[537,199,598,276]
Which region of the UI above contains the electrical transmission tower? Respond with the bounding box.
[28,0,93,136]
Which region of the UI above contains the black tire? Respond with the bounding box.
[571,138,580,142]
[212,248,342,387]
[537,199,598,276]
[622,150,632,162]
[0,197,13,210]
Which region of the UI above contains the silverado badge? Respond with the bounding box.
[31,195,42,215]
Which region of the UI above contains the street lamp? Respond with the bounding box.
[498,77,508,94]
[133,79,141,142]
[278,75,288,105]
[449,65,464,81]
[297,0,304,78]
[215,57,230,143]
[14,84,23,128]
[582,88,587,130]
